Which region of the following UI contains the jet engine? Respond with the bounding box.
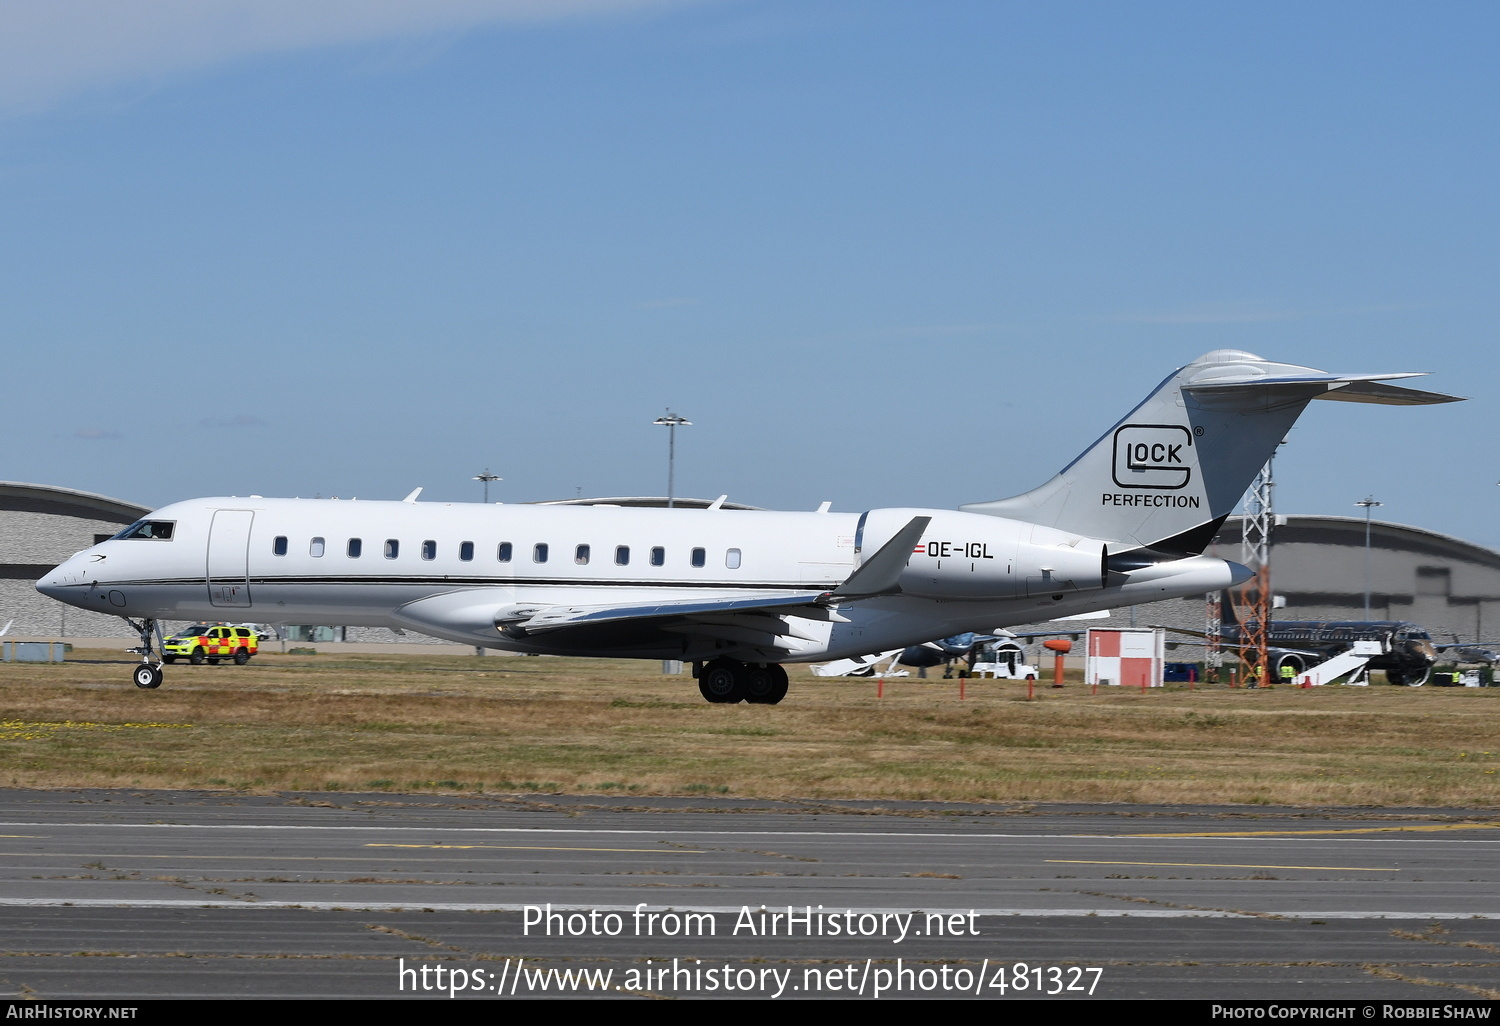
[858,509,1109,601]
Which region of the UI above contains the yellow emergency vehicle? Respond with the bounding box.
[161,624,259,665]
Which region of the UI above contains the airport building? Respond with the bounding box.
[1010,514,1500,652]
[5,482,1498,652]
[0,482,148,639]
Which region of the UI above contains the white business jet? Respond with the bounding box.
[36,350,1459,701]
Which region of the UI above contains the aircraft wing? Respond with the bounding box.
[504,591,844,634]
[1149,637,1332,662]
[1152,625,1338,654]
[409,517,936,660]
[498,590,851,660]
[1152,625,1212,639]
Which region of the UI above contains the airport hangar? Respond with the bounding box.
[3,480,1498,651]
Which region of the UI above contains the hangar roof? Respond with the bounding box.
[0,481,149,524]
[1215,514,1500,571]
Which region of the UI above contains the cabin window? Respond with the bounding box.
[691,547,706,568]
[113,520,174,541]
[575,544,590,565]
[650,546,665,567]
[459,541,474,561]
[421,540,436,560]
[347,538,362,558]
[273,536,288,556]
[726,548,742,569]
[534,543,549,563]
[385,539,399,559]
[310,537,325,557]
[615,545,630,565]
[498,542,513,562]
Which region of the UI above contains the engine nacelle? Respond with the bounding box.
[858,509,1107,601]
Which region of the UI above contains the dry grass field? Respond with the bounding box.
[0,651,1497,807]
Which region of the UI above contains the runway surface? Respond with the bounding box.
[0,789,1497,1000]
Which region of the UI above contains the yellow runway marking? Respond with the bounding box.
[365,843,702,854]
[1126,823,1500,838]
[1047,860,1396,872]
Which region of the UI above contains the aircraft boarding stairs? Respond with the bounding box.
[1292,639,1385,687]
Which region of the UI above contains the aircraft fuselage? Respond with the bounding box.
[37,497,1243,663]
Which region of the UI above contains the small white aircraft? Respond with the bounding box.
[36,350,1459,701]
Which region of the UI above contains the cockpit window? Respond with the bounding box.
[113,520,175,541]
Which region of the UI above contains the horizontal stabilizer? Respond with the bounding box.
[1311,380,1464,405]
[1185,371,1462,406]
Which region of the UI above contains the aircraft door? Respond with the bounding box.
[207,509,254,608]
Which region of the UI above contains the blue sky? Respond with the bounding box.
[2,1,1496,546]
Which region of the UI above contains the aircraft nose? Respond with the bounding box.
[36,554,90,600]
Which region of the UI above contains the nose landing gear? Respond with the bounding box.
[124,617,164,689]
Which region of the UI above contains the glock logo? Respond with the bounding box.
[1112,424,1192,489]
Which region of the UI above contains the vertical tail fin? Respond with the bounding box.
[1219,590,1241,628]
[960,349,1459,555]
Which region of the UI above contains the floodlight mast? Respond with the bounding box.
[1355,495,1383,618]
[653,412,691,509]
[473,469,502,504]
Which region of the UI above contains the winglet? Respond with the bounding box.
[832,516,930,599]
[402,488,423,504]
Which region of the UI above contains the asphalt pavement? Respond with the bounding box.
[0,789,1496,1000]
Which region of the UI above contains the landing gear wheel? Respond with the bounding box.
[744,664,789,705]
[189,648,205,665]
[233,650,250,665]
[123,617,166,690]
[1387,667,1430,687]
[698,659,745,703]
[207,658,220,665]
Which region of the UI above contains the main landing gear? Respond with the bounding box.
[1387,666,1431,687]
[695,658,789,705]
[125,617,164,689]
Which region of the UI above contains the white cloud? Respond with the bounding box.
[0,0,702,114]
